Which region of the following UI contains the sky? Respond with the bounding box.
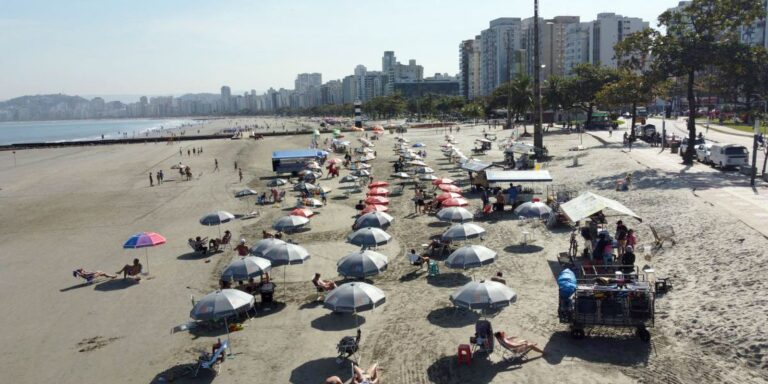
[0,0,681,102]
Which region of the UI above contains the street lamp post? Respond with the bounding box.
[533,0,543,151]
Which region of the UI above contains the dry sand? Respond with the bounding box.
[0,118,765,384]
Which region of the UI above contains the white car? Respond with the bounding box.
[695,143,713,164]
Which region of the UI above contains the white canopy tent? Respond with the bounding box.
[559,192,642,223]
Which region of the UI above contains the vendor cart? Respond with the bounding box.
[557,267,655,342]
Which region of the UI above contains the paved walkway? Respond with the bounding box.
[587,127,768,238]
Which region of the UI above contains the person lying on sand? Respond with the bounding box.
[323,376,343,384]
[116,258,142,280]
[494,331,545,354]
[352,362,380,384]
[312,273,337,291]
[73,269,116,283]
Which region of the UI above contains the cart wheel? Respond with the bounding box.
[571,328,585,339]
[636,327,651,342]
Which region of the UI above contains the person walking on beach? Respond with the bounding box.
[234,161,238,170]
[193,148,196,155]
[156,170,162,184]
[214,159,219,172]
[149,172,154,187]
[238,168,243,182]
[187,149,191,156]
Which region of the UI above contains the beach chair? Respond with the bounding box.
[493,332,534,363]
[336,329,361,364]
[195,340,228,377]
[470,320,494,355]
[649,225,676,249]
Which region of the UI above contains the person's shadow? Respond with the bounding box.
[94,279,139,291]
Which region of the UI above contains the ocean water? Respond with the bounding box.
[0,119,195,145]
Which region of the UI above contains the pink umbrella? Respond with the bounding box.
[437,192,463,201]
[362,204,389,213]
[432,178,454,186]
[368,181,390,188]
[367,187,390,196]
[443,197,469,207]
[289,207,314,218]
[438,184,462,193]
[123,232,166,274]
[365,196,390,205]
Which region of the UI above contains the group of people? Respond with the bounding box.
[590,219,638,270]
[73,258,144,284]
[190,230,233,255]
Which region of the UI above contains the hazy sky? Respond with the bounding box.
[0,0,680,102]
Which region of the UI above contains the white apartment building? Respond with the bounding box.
[564,22,591,75]
[480,18,523,97]
[589,13,649,68]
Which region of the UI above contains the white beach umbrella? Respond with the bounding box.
[273,215,310,232]
[353,211,394,229]
[392,172,411,179]
[450,280,517,310]
[323,282,386,313]
[336,250,389,278]
[199,210,236,237]
[220,256,272,281]
[436,207,474,223]
[444,245,497,270]
[442,223,486,242]
[249,238,286,257]
[415,167,435,174]
[261,243,310,266]
[234,189,258,198]
[347,227,392,247]
[513,201,554,219]
[190,289,255,354]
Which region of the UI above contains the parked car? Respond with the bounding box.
[633,124,656,140]
[680,137,706,158]
[709,144,749,169]
[695,143,713,164]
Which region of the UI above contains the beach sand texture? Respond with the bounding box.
[0,118,765,384]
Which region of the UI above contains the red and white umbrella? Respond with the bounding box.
[437,192,463,201]
[367,187,390,196]
[432,177,454,186]
[365,196,390,205]
[362,204,389,213]
[443,197,469,207]
[368,181,390,188]
[438,184,462,193]
[289,207,314,218]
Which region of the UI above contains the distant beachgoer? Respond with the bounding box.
[116,258,142,279]
[186,167,193,181]
[158,170,164,183]
[156,170,162,184]
[239,168,243,182]
[149,172,154,187]
[193,148,196,155]
[187,149,191,156]
[352,362,380,384]
[616,220,628,256]
[491,271,506,285]
[312,273,337,291]
[234,161,238,170]
[214,159,219,172]
[235,239,249,256]
[179,148,182,156]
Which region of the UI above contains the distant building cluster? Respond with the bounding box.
[458,13,649,100]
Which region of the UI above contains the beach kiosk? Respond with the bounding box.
[483,170,553,204]
[272,149,328,175]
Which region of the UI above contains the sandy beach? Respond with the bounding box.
[0,117,766,384]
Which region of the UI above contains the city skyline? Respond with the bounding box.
[0,0,684,102]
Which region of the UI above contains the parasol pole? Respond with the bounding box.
[224,316,233,356]
[144,248,150,275]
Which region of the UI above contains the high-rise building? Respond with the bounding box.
[354,65,367,101]
[459,40,473,100]
[294,73,322,93]
[480,18,523,97]
[342,75,357,104]
[393,59,423,83]
[564,22,591,75]
[382,51,396,95]
[541,16,580,80]
[589,13,649,68]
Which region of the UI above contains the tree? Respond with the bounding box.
[488,75,533,134]
[561,64,618,128]
[460,102,484,123]
[623,0,764,164]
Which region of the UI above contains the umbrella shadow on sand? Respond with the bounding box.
[290,357,352,384]
[426,354,524,384]
[426,272,472,288]
[152,362,216,384]
[93,279,139,291]
[426,306,479,328]
[311,313,366,331]
[541,331,651,366]
[503,244,544,254]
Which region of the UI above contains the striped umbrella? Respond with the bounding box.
[365,196,389,205]
[442,197,469,207]
[368,181,390,188]
[362,204,389,214]
[432,178,454,186]
[122,231,166,274]
[437,192,463,201]
[367,187,390,196]
[289,207,314,218]
[438,184,462,193]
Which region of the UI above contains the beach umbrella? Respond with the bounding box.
[437,192,463,201]
[267,178,288,187]
[323,282,386,313]
[200,211,236,226]
[442,197,469,207]
[361,153,376,161]
[341,175,359,183]
[260,242,310,266]
[415,167,435,174]
[289,207,314,218]
[361,147,375,153]
[304,198,324,207]
[305,162,321,170]
[392,172,411,179]
[294,182,317,192]
[412,143,426,147]
[190,289,255,355]
[347,227,392,247]
[438,184,462,193]
[445,245,497,269]
[407,160,426,166]
[171,163,185,169]
[362,204,389,214]
[353,170,371,177]
[419,174,438,181]
[432,178,454,185]
[449,280,517,310]
[220,256,272,281]
[122,231,166,274]
[354,211,394,229]
[442,223,486,242]
[397,138,410,143]
[249,238,286,257]
[234,189,257,198]
[273,215,310,232]
[513,201,554,219]
[364,196,389,205]
[368,181,390,188]
[367,187,390,196]
[436,207,474,223]
[358,163,371,169]
[336,250,389,278]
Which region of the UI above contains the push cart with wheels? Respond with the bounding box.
[558,268,655,342]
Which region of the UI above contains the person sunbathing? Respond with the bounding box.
[494,331,545,354]
[312,273,337,291]
[323,376,343,384]
[73,268,116,283]
[408,249,429,268]
[352,362,380,384]
[116,259,142,280]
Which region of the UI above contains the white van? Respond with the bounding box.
[709,144,749,169]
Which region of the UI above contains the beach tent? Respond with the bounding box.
[559,192,642,223]
[484,170,553,184]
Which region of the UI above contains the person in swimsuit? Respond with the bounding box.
[115,259,142,280]
[352,362,380,384]
[73,269,116,283]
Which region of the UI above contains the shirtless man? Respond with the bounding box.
[116,258,142,280]
[312,273,337,291]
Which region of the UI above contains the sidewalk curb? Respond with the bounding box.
[695,123,753,138]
